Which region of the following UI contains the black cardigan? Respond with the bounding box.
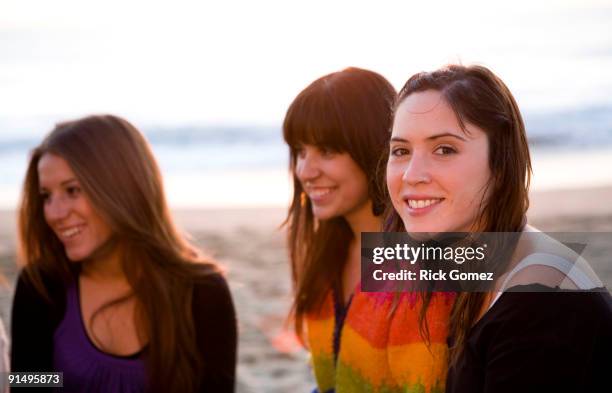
[446,285,612,393]
[11,269,237,393]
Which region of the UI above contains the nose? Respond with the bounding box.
[401,151,432,186]
[295,150,321,183]
[44,194,71,224]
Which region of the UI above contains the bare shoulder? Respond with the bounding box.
[504,226,603,290]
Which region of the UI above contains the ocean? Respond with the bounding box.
[1,105,612,209]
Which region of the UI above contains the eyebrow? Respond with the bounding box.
[391,132,467,143]
[39,178,78,190]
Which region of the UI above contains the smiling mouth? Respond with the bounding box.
[405,198,444,209]
[307,187,336,200]
[58,225,85,241]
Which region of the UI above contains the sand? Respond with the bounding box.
[1,185,612,392]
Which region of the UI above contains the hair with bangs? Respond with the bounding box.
[283,67,396,338]
[18,114,219,393]
[383,64,532,364]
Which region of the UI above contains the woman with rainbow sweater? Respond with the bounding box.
[282,67,454,393]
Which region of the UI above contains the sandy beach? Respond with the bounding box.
[1,186,612,392]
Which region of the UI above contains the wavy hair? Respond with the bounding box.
[384,64,532,362]
[282,67,396,337]
[18,114,218,393]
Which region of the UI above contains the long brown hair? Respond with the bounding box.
[282,67,396,337]
[18,114,219,393]
[384,64,532,362]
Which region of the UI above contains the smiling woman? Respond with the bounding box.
[283,68,397,393]
[37,154,113,262]
[294,144,370,221]
[387,89,491,233]
[12,115,237,393]
[384,64,612,393]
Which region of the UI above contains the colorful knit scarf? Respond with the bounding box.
[306,288,455,393]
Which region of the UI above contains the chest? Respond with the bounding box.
[78,277,145,356]
[53,282,147,392]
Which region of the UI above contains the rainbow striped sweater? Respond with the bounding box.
[306,288,455,393]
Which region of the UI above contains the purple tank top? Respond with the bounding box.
[53,282,147,393]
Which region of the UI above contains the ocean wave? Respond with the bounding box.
[1,106,611,156]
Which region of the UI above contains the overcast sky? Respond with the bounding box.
[1,0,611,133]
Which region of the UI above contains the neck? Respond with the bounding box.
[81,247,125,282]
[340,201,380,298]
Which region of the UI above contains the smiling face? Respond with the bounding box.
[295,144,370,221]
[386,89,492,233]
[38,153,113,261]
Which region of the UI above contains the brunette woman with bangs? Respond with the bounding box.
[283,67,454,393]
[385,64,612,392]
[11,115,237,393]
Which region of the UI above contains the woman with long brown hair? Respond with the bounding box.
[11,115,236,392]
[386,64,611,392]
[283,67,454,393]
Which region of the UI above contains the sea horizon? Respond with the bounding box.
[1,104,612,209]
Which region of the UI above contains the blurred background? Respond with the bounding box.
[1,0,612,208]
[1,0,611,391]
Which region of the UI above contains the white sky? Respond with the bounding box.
[1,0,611,208]
[1,0,611,129]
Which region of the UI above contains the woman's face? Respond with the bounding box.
[386,89,491,233]
[295,145,370,221]
[38,153,113,261]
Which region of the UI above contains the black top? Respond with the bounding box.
[332,289,354,363]
[446,285,612,393]
[11,268,237,393]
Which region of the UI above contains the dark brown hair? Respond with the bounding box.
[18,114,218,393]
[283,67,396,337]
[384,64,532,362]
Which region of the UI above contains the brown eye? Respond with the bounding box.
[434,145,457,155]
[318,146,337,158]
[391,147,410,157]
[66,186,82,197]
[40,191,51,203]
[294,146,306,158]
